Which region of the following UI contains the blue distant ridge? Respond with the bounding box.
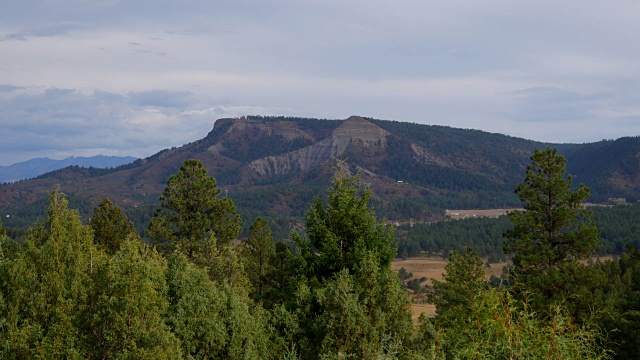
[0,155,137,183]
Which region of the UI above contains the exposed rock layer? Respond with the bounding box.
[249,116,390,176]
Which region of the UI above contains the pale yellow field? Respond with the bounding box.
[392,256,510,320]
[445,208,522,220]
[391,257,509,285]
[392,255,613,321]
[409,303,436,323]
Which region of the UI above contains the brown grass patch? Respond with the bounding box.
[410,303,436,323]
[393,255,613,321]
[391,257,510,285]
[392,256,511,320]
[445,208,522,220]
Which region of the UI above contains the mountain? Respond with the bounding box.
[0,156,138,183]
[0,116,638,237]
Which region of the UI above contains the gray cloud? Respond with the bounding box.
[0,84,23,92]
[0,0,639,164]
[0,86,251,164]
[128,90,194,108]
[506,87,608,123]
[1,22,85,41]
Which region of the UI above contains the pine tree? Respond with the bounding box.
[240,217,276,299]
[147,159,241,258]
[504,147,601,316]
[0,217,6,239]
[89,198,137,255]
[0,190,96,358]
[296,171,396,282]
[85,236,182,358]
[431,248,486,323]
[289,171,412,359]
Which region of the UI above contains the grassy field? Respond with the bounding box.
[391,257,509,285]
[392,255,614,322]
[444,208,522,220]
[391,256,510,321]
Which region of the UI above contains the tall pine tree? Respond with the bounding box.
[504,147,601,317]
[147,159,241,258]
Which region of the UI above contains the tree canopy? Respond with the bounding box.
[504,147,601,317]
[146,159,241,258]
[90,198,137,255]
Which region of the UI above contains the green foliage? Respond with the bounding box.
[165,253,277,359]
[505,148,600,267]
[592,204,640,253]
[85,235,181,358]
[595,247,640,359]
[282,171,414,359]
[296,171,396,281]
[423,287,612,360]
[0,217,6,238]
[240,217,276,299]
[260,242,302,309]
[398,267,413,281]
[565,136,640,203]
[147,159,242,258]
[0,191,96,357]
[431,248,486,325]
[414,245,610,359]
[504,148,601,315]
[0,151,628,358]
[397,216,511,260]
[165,253,227,358]
[89,198,137,255]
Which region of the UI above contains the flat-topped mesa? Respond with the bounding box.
[249,116,390,176]
[207,117,315,154]
[212,118,315,141]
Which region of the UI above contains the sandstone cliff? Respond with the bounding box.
[207,118,315,155]
[249,116,390,176]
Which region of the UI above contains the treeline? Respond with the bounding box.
[397,203,640,260]
[0,155,623,359]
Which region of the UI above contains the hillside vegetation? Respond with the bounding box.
[0,116,639,239]
[1,153,629,359]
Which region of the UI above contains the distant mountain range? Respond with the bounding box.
[0,116,638,237]
[0,156,138,183]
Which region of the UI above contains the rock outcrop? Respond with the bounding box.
[249,116,389,176]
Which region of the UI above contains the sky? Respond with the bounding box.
[1,0,639,165]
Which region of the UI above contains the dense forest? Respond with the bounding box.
[396,203,640,260]
[0,149,639,358]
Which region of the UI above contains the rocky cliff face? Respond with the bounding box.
[207,118,315,155]
[249,116,390,176]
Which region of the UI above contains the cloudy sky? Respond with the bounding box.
[1,0,639,165]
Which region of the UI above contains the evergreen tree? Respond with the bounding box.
[295,171,396,282]
[504,147,601,316]
[418,287,612,360]
[0,191,96,358]
[147,159,241,258]
[165,253,278,359]
[0,217,6,239]
[89,198,137,255]
[431,248,486,324]
[240,217,276,299]
[85,235,182,358]
[596,247,640,359]
[288,171,413,359]
[260,242,302,309]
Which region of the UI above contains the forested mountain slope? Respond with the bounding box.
[0,115,638,237]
